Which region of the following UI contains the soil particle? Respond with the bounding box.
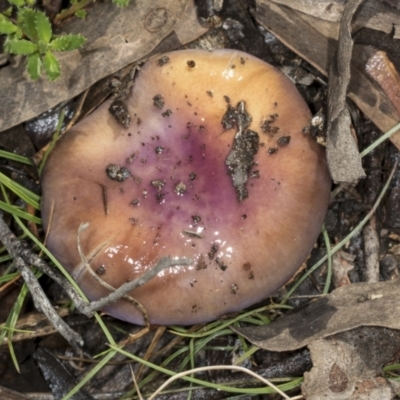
[157,55,170,66]
[191,215,201,226]
[162,109,172,117]
[224,101,259,202]
[95,265,106,276]
[196,254,207,270]
[153,94,164,109]
[222,100,252,131]
[260,113,279,136]
[268,147,278,155]
[208,243,219,260]
[174,182,187,195]
[226,129,259,202]
[277,135,291,146]
[109,100,131,128]
[216,258,228,271]
[106,164,131,182]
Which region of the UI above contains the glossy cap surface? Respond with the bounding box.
[41,49,331,325]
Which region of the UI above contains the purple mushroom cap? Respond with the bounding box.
[41,49,331,325]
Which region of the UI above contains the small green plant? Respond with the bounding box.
[0,1,86,81]
[0,0,131,81]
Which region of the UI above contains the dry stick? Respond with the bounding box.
[0,215,192,346]
[363,215,380,282]
[76,223,151,326]
[0,273,21,293]
[0,217,89,312]
[64,88,89,132]
[16,256,85,346]
[136,326,166,382]
[0,214,84,346]
[84,255,192,314]
[130,365,144,400]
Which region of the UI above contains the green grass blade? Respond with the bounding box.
[62,350,118,400]
[0,171,40,209]
[281,159,398,303]
[0,150,34,166]
[0,200,41,224]
[110,343,303,395]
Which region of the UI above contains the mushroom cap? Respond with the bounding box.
[41,49,331,325]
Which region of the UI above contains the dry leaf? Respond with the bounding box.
[332,251,354,287]
[232,279,400,352]
[326,0,365,183]
[0,0,207,132]
[302,327,400,399]
[255,0,400,153]
[270,0,400,34]
[34,347,94,400]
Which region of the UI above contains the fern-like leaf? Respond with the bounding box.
[34,11,52,44]
[18,8,37,42]
[27,52,42,80]
[8,39,37,55]
[43,51,60,81]
[50,34,86,52]
[0,19,18,35]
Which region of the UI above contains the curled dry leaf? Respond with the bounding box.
[326,0,365,183]
[255,0,400,156]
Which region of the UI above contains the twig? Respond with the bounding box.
[64,88,89,132]
[17,256,85,346]
[76,223,151,326]
[0,214,84,347]
[0,214,192,346]
[83,255,192,314]
[363,215,380,282]
[0,219,90,313]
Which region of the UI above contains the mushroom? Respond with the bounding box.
[41,49,331,326]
